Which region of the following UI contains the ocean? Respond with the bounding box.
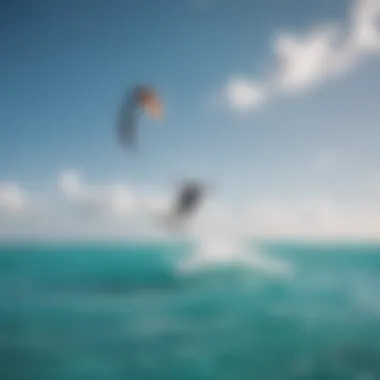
[0,240,380,380]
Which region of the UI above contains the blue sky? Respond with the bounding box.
[1,0,380,239]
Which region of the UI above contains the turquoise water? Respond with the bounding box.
[0,241,380,379]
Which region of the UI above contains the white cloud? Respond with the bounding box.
[0,182,29,216]
[225,77,267,111]
[1,170,380,241]
[59,170,84,198]
[273,25,343,93]
[351,0,380,51]
[58,170,135,218]
[224,0,380,110]
[0,181,50,239]
[58,170,170,221]
[243,197,380,239]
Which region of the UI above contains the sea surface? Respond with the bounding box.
[0,240,380,380]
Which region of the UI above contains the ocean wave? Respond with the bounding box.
[1,242,380,379]
[178,235,294,279]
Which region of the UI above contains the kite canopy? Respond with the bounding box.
[134,86,163,118]
[117,85,163,149]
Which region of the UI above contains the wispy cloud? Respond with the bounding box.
[0,181,51,239]
[0,169,380,240]
[58,170,170,220]
[225,76,267,111]
[223,0,380,111]
[0,182,29,217]
[244,196,380,239]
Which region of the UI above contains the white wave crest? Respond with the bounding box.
[178,234,293,278]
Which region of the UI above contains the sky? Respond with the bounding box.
[1,0,380,240]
